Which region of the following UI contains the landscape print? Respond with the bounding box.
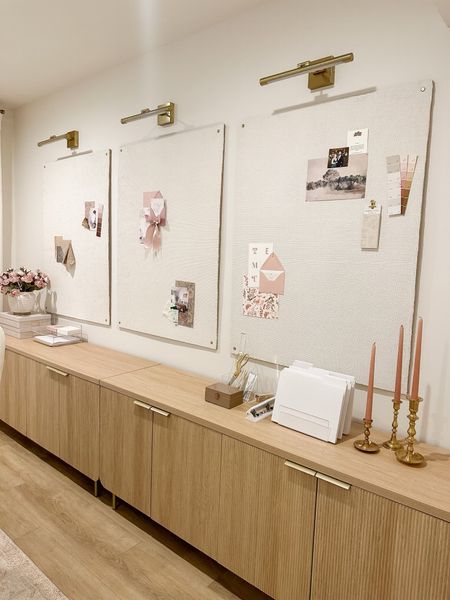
[306,153,368,201]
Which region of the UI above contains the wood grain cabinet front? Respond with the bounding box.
[151,412,222,558]
[0,350,28,435]
[26,360,60,456]
[311,480,450,600]
[217,436,317,600]
[100,388,153,516]
[59,374,99,481]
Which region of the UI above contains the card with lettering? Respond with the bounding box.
[248,243,273,288]
[347,128,369,155]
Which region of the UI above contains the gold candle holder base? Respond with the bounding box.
[395,396,425,467]
[354,418,380,453]
[382,398,404,451]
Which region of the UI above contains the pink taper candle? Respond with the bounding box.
[410,318,423,400]
[394,325,404,401]
[365,343,376,421]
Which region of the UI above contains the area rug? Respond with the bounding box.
[0,529,68,599]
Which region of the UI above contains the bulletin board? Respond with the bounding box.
[42,150,111,325]
[117,124,225,349]
[231,80,433,389]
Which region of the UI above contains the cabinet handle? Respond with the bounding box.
[151,406,170,417]
[46,366,69,377]
[316,472,351,490]
[133,400,151,410]
[284,460,316,477]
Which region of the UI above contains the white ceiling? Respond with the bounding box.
[0,0,268,108]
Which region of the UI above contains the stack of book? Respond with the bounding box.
[0,312,52,339]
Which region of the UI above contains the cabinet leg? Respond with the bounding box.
[94,480,101,497]
[112,494,119,510]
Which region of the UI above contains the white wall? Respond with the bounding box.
[1,111,13,274]
[9,0,450,447]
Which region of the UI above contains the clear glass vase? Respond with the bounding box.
[7,292,36,315]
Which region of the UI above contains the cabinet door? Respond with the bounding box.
[26,361,60,455]
[0,350,27,434]
[311,480,450,600]
[217,436,317,599]
[151,412,221,558]
[60,375,99,480]
[100,389,153,516]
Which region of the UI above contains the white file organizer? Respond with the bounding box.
[272,362,355,444]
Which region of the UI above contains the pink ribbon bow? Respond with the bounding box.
[143,191,166,251]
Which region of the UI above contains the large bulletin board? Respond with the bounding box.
[42,150,111,325]
[231,80,432,389]
[117,124,225,349]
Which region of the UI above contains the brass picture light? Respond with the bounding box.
[37,130,79,150]
[121,102,175,126]
[259,53,354,91]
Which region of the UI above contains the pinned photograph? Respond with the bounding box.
[82,201,95,229]
[306,153,368,202]
[327,147,349,168]
[171,281,195,328]
[88,206,98,231]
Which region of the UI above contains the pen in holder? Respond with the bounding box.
[382,397,404,450]
[353,418,380,453]
[395,396,425,466]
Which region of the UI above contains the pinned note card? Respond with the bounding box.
[347,128,369,155]
[361,202,382,250]
[247,243,273,288]
[242,275,279,320]
[54,236,75,267]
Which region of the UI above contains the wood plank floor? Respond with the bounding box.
[0,423,272,600]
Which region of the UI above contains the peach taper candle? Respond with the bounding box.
[364,342,376,421]
[410,317,423,401]
[354,342,379,453]
[383,325,405,451]
[394,325,404,402]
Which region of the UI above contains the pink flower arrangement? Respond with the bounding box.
[0,267,49,295]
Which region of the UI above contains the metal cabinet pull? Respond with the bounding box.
[133,400,151,410]
[46,366,69,377]
[151,406,170,417]
[316,472,351,490]
[284,460,317,477]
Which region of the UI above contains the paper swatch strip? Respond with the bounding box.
[401,155,418,214]
[387,154,418,216]
[387,155,402,216]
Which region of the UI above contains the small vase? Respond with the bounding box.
[8,292,36,315]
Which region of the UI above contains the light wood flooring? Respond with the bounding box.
[0,423,271,600]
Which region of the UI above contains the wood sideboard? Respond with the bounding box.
[1,337,449,600]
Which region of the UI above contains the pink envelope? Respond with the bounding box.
[259,252,285,295]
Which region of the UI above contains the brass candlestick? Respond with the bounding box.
[396,396,425,466]
[383,397,404,450]
[354,418,380,453]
